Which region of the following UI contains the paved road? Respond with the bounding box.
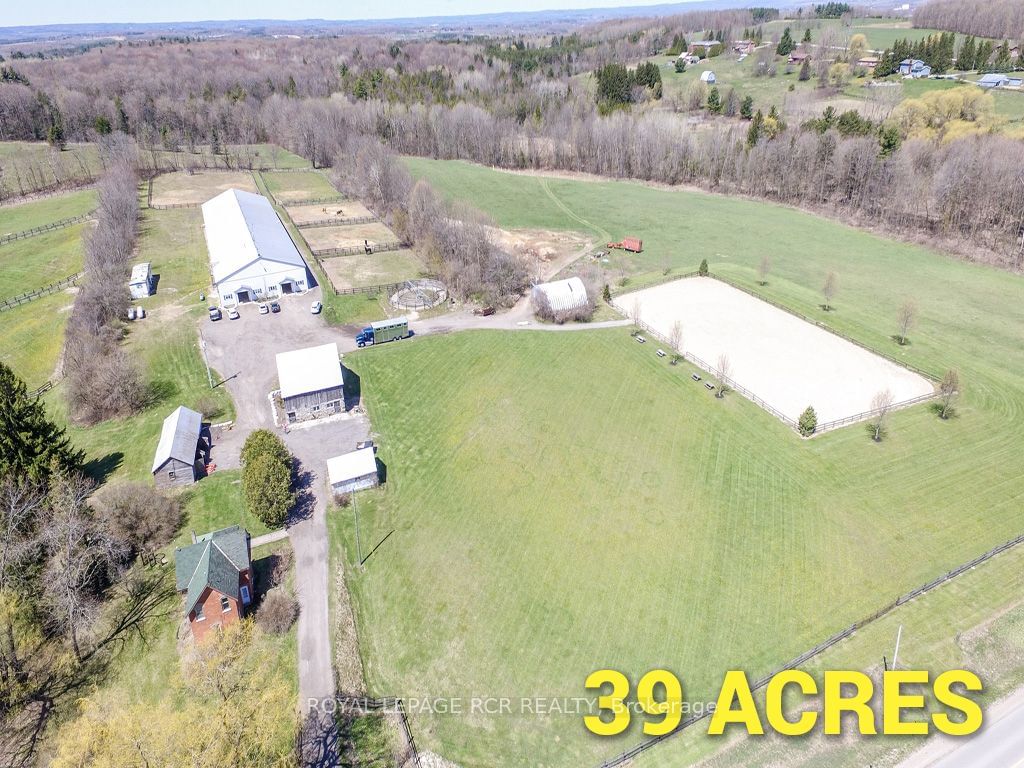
[899,686,1024,768]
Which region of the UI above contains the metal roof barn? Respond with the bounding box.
[327,447,379,493]
[201,189,311,304]
[275,342,344,400]
[152,406,203,487]
[532,276,590,313]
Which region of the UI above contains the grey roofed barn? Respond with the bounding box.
[152,405,202,474]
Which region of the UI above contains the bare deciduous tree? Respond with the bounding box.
[822,271,838,311]
[757,255,771,286]
[869,389,895,441]
[716,354,732,397]
[896,299,917,345]
[669,320,683,363]
[938,369,960,419]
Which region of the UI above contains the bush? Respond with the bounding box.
[98,483,183,552]
[256,588,298,634]
[798,406,818,437]
[698,259,709,276]
[333,491,352,508]
[242,452,294,528]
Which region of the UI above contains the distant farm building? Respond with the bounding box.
[174,526,252,643]
[129,262,153,299]
[608,237,643,252]
[856,56,880,70]
[788,51,810,65]
[327,446,380,495]
[899,59,931,78]
[276,342,344,423]
[202,189,311,306]
[532,276,590,314]
[699,70,717,84]
[677,53,700,66]
[688,40,721,57]
[152,406,206,488]
[977,73,1022,89]
[733,40,756,55]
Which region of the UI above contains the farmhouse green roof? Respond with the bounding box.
[174,526,250,615]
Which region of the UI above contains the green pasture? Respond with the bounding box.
[262,170,342,202]
[322,158,1024,766]
[0,188,96,233]
[0,224,85,298]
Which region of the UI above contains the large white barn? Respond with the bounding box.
[202,189,311,305]
[531,276,590,314]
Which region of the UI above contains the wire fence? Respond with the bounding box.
[0,211,96,245]
[595,528,1024,768]
[334,695,423,768]
[0,272,82,313]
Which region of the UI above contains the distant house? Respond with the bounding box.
[677,52,700,66]
[152,406,206,488]
[856,56,880,70]
[732,40,756,55]
[688,40,721,57]
[129,262,153,299]
[699,70,716,84]
[899,59,931,78]
[275,342,345,423]
[327,446,380,495]
[978,73,1011,88]
[174,526,252,643]
[788,51,811,65]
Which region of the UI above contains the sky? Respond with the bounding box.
[4,0,703,27]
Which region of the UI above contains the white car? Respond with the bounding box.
[227,308,240,320]
[311,301,323,314]
[257,302,269,315]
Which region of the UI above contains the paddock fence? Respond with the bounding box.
[0,272,82,313]
[0,211,96,245]
[312,240,407,259]
[297,215,379,229]
[595,528,1024,768]
[284,195,347,207]
[335,695,422,768]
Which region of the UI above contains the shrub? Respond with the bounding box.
[98,483,183,552]
[798,406,818,436]
[257,588,299,634]
[241,429,290,468]
[602,284,612,303]
[698,259,709,276]
[333,491,352,508]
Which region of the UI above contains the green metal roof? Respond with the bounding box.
[173,525,251,616]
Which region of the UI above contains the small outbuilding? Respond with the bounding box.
[174,526,252,643]
[327,446,380,495]
[152,406,205,488]
[532,276,590,314]
[276,342,344,423]
[699,70,717,84]
[129,262,153,299]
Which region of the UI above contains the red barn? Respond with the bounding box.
[607,237,643,253]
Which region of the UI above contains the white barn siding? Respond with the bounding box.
[532,276,590,313]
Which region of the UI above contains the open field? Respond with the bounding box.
[321,249,426,290]
[0,142,101,196]
[262,170,342,203]
[0,224,86,298]
[149,169,258,206]
[301,221,399,252]
[622,276,934,424]
[287,200,375,225]
[0,288,75,387]
[0,188,96,233]
[321,158,1024,766]
[134,207,211,305]
[150,143,311,171]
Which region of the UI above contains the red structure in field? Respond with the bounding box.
[607,237,643,253]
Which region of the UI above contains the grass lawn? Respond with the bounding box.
[0,188,96,233]
[150,143,311,171]
[45,310,235,484]
[261,170,343,202]
[324,158,1024,766]
[0,289,75,388]
[134,207,211,306]
[175,469,273,545]
[0,224,87,299]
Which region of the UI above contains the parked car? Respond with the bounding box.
[269,301,281,313]
[311,300,323,314]
[228,308,240,320]
[208,307,222,321]
[257,302,269,314]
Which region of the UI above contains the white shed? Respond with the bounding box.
[202,189,311,305]
[531,276,590,314]
[327,447,379,494]
[700,71,716,84]
[129,262,153,299]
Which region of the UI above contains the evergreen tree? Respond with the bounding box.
[776,27,796,57]
[94,115,112,135]
[878,124,901,158]
[747,110,764,147]
[802,28,812,44]
[798,406,817,436]
[675,58,686,74]
[0,363,83,486]
[740,95,754,119]
[994,41,1012,72]
[706,86,722,114]
[799,57,811,81]
[956,36,976,71]
[975,40,993,72]
[698,258,709,276]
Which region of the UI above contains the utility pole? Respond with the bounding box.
[353,492,363,567]
[198,329,214,389]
